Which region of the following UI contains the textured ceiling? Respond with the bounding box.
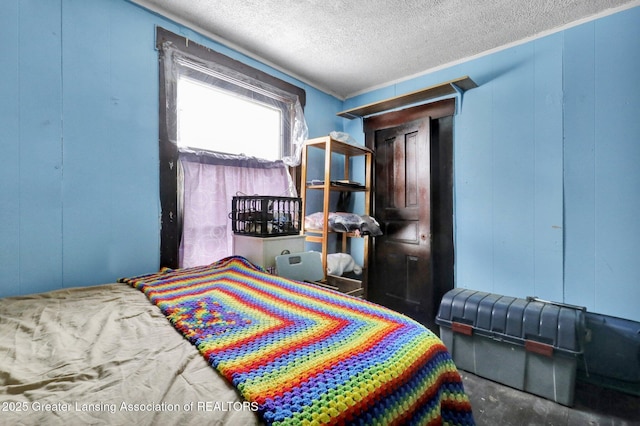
[132,0,638,99]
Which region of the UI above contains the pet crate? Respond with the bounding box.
[436,288,586,406]
[231,196,301,237]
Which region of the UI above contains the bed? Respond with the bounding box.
[0,256,474,425]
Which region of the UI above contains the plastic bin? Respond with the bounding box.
[231,196,301,237]
[578,312,640,396]
[436,288,586,406]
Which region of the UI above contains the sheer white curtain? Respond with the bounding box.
[178,153,291,268]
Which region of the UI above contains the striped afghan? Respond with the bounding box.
[120,256,474,425]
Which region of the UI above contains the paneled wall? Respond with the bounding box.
[343,6,640,322]
[563,9,640,321]
[0,0,341,297]
[1,1,64,295]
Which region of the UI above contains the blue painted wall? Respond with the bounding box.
[0,0,341,297]
[2,0,638,324]
[345,6,640,322]
[564,9,640,322]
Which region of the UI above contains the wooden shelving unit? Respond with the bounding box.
[300,135,373,295]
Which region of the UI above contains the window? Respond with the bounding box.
[157,28,306,268]
[177,76,282,160]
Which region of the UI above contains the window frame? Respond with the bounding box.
[157,27,306,268]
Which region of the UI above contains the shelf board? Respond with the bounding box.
[304,136,373,156]
[306,184,367,192]
[304,234,324,243]
[337,76,477,119]
[305,229,362,238]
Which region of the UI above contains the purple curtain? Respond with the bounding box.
[178,151,291,268]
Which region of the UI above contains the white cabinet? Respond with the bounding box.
[233,234,305,272]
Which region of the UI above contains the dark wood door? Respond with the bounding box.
[370,118,434,325]
[365,99,455,331]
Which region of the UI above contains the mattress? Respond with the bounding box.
[0,283,259,425]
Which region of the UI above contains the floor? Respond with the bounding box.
[461,372,640,426]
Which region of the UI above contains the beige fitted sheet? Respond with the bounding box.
[0,283,261,425]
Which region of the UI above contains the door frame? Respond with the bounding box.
[363,98,454,135]
[364,98,455,327]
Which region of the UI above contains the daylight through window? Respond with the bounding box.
[177,76,282,161]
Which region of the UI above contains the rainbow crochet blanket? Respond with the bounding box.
[120,256,474,425]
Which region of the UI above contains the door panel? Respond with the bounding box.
[370,118,434,325]
[385,220,419,243]
[364,100,455,332]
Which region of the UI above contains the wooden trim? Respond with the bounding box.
[156,27,305,107]
[431,116,455,308]
[338,76,475,119]
[363,98,455,135]
[157,42,180,269]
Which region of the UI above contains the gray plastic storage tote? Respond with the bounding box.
[436,288,586,406]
